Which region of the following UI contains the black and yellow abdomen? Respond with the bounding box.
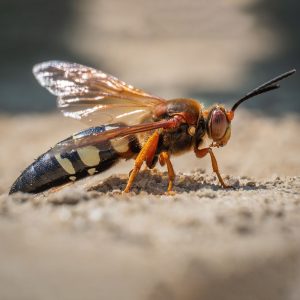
[9,125,140,194]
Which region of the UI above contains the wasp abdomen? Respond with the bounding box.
[9,125,139,194]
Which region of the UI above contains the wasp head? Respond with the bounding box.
[206,69,296,147]
[206,105,231,147]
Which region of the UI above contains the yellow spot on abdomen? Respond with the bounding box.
[88,168,96,175]
[111,138,129,153]
[55,154,76,174]
[77,146,101,167]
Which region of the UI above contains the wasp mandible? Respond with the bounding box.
[9,61,296,194]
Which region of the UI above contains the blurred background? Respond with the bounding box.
[1,4,300,299]
[0,0,299,115]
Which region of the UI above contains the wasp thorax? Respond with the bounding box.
[209,108,229,141]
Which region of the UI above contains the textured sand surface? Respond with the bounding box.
[1,111,300,300]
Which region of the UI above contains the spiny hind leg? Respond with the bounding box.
[159,152,176,195]
[194,147,230,188]
[124,131,159,193]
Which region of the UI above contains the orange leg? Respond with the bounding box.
[194,147,230,188]
[159,152,176,194]
[124,131,160,193]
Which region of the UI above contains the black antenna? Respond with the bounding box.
[231,69,296,112]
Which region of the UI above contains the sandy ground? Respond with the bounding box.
[1,110,300,300]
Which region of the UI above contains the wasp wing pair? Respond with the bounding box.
[34,61,177,153]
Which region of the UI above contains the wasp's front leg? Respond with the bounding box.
[194,147,230,188]
[124,131,160,193]
[159,152,176,195]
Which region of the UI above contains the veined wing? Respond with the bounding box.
[33,61,166,125]
[49,117,181,155]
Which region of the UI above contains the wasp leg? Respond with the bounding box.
[194,147,230,188]
[207,149,230,188]
[124,131,160,193]
[159,152,176,195]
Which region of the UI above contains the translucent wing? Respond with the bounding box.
[33,61,166,125]
[49,118,180,155]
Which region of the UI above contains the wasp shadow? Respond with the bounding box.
[88,170,267,195]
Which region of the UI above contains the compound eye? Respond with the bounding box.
[210,109,228,141]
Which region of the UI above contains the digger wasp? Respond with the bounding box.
[9,61,295,194]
